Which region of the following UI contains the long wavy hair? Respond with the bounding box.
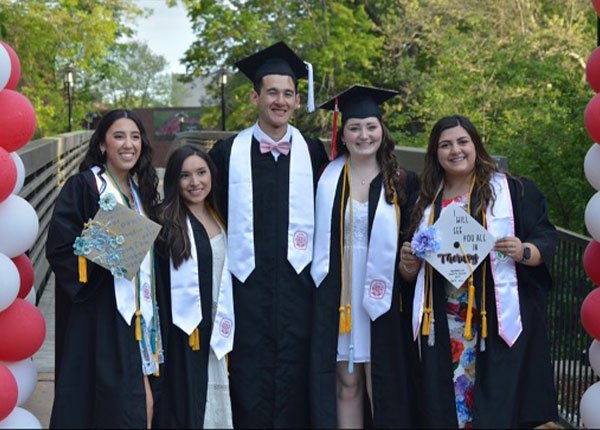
[408,115,498,237]
[79,109,159,216]
[156,144,221,269]
[335,118,406,205]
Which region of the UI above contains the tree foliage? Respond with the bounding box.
[182,0,596,233]
[95,40,171,108]
[0,0,172,135]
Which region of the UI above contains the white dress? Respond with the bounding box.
[337,199,371,363]
[202,232,233,429]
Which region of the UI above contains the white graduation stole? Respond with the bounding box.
[92,166,153,327]
[412,172,522,346]
[170,217,235,359]
[311,155,400,320]
[227,124,314,282]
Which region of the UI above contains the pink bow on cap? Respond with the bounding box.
[260,139,291,155]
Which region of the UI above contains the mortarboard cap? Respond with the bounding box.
[319,85,398,121]
[235,41,315,112]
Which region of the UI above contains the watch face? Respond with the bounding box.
[523,246,531,260]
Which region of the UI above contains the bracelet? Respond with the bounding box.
[401,262,418,274]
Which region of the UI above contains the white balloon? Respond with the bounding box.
[0,44,10,91]
[10,153,25,195]
[581,381,600,429]
[0,196,39,258]
[585,191,600,242]
[0,407,41,429]
[24,287,35,306]
[0,359,37,406]
[0,252,19,312]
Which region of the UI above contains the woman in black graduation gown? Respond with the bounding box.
[400,115,558,428]
[46,109,161,428]
[153,144,234,428]
[310,86,420,428]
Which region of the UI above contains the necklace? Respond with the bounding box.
[352,168,379,186]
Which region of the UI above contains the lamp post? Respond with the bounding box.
[64,65,75,132]
[220,68,227,131]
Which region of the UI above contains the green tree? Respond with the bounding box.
[0,0,144,135]
[180,0,384,132]
[95,40,172,108]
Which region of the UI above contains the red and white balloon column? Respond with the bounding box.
[0,41,46,428]
[580,2,600,428]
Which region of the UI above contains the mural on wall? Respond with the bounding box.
[154,109,202,140]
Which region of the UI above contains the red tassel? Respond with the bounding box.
[331,96,339,159]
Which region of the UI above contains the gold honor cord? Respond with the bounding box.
[338,158,353,335]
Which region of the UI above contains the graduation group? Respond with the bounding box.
[45,41,559,429]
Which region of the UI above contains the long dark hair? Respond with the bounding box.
[156,144,221,269]
[80,109,159,215]
[335,118,406,205]
[409,115,498,237]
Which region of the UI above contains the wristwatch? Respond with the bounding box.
[520,245,531,263]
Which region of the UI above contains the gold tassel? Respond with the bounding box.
[464,277,475,341]
[339,306,348,334]
[189,328,200,351]
[135,310,142,342]
[153,369,160,377]
[78,256,87,283]
[422,308,431,336]
[345,304,352,333]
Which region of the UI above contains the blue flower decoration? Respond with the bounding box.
[99,193,117,211]
[73,236,92,256]
[411,226,442,258]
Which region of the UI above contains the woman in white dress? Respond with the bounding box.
[310,86,420,428]
[153,144,234,429]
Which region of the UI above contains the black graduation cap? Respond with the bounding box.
[236,41,308,83]
[319,85,399,120]
[235,41,315,112]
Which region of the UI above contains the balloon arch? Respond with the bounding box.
[0,41,45,428]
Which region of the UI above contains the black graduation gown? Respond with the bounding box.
[209,132,328,428]
[46,170,158,429]
[153,214,213,428]
[418,176,559,428]
[309,169,421,429]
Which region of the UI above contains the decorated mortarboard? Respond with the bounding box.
[235,41,315,112]
[319,85,399,158]
[411,201,495,288]
[73,194,161,281]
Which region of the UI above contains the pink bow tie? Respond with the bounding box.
[260,139,291,155]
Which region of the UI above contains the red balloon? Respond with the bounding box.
[0,89,36,152]
[0,42,20,90]
[0,364,17,421]
[582,287,600,340]
[0,299,45,361]
[588,46,600,93]
[0,146,16,203]
[585,93,600,143]
[594,0,600,17]
[11,254,34,299]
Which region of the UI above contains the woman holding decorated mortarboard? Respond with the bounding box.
[46,109,162,428]
[400,115,558,428]
[152,144,235,429]
[310,86,420,428]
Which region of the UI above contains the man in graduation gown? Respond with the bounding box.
[209,41,328,427]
